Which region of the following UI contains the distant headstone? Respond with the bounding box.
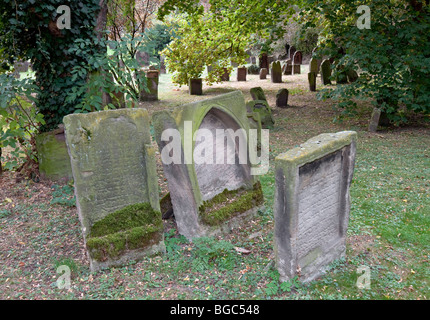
[320,59,332,85]
[308,72,317,92]
[259,68,268,79]
[139,69,159,101]
[251,56,257,64]
[309,58,318,74]
[250,87,267,101]
[276,89,289,108]
[293,51,303,65]
[221,68,230,81]
[274,131,357,283]
[259,53,269,70]
[346,69,359,83]
[270,61,282,83]
[189,78,203,95]
[237,67,247,81]
[368,107,390,132]
[63,109,164,271]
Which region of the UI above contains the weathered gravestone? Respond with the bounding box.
[271,61,282,83]
[293,51,303,65]
[152,91,264,240]
[259,68,268,79]
[189,78,203,95]
[308,72,317,92]
[250,87,267,101]
[251,56,257,64]
[274,131,357,283]
[237,67,247,81]
[320,59,332,85]
[64,109,164,271]
[36,125,73,182]
[276,89,289,108]
[139,68,159,101]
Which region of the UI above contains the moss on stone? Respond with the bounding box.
[86,202,163,261]
[198,181,264,226]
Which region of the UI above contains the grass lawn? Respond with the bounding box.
[0,70,428,300]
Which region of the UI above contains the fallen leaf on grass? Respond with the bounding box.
[234,247,251,254]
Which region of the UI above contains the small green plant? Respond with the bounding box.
[265,268,301,297]
[0,209,12,219]
[164,229,188,254]
[191,237,239,272]
[0,74,45,173]
[50,184,76,207]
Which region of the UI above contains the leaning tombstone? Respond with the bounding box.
[152,91,265,239]
[250,87,267,101]
[63,109,164,272]
[276,89,289,108]
[270,61,282,83]
[320,59,332,85]
[368,107,390,132]
[259,68,268,79]
[274,131,357,283]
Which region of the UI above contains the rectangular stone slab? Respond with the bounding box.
[63,108,163,271]
[273,131,357,283]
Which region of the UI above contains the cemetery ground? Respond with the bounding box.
[0,68,429,300]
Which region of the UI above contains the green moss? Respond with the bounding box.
[198,181,264,226]
[86,203,163,261]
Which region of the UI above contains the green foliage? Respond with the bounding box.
[50,184,76,207]
[66,35,157,112]
[301,0,430,122]
[0,74,44,171]
[264,269,301,297]
[0,0,101,132]
[159,0,294,86]
[145,23,178,60]
[191,236,239,272]
[291,24,320,54]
